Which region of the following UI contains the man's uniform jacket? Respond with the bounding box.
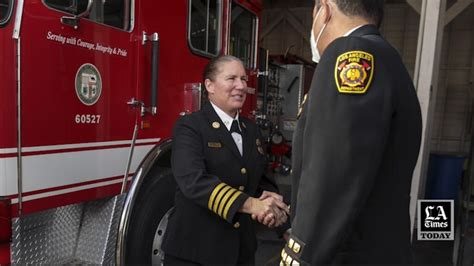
[281,25,422,265]
[162,102,278,265]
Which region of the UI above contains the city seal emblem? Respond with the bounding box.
[75,63,102,105]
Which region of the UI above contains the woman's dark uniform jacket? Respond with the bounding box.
[281,25,422,265]
[162,102,278,265]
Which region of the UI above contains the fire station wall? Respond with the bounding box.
[260,1,474,156]
[432,4,474,154]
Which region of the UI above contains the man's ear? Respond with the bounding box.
[321,0,332,23]
[205,79,214,94]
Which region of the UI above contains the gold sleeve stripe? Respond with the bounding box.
[212,185,232,213]
[218,189,238,216]
[208,183,227,210]
[223,190,243,220]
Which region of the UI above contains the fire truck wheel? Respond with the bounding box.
[124,166,176,265]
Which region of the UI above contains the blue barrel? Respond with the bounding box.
[425,153,465,201]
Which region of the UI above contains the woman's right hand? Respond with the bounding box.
[241,197,288,228]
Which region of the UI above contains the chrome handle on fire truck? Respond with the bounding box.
[142,32,160,116]
[60,0,93,29]
[257,70,269,77]
[127,98,150,117]
[150,33,159,116]
[127,98,142,107]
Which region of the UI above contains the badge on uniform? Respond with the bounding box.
[335,51,374,94]
[212,122,221,129]
[208,142,222,148]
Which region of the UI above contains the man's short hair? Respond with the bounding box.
[316,0,385,27]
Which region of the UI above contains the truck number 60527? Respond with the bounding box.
[75,114,101,124]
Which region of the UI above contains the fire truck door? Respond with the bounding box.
[17,1,140,207]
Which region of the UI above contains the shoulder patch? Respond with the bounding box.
[335,50,374,94]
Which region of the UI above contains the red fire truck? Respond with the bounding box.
[0,0,263,264]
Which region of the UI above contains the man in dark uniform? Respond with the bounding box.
[281,0,422,265]
[162,55,289,265]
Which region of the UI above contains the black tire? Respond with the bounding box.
[124,166,176,265]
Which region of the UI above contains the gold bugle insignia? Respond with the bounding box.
[297,94,308,118]
[212,122,220,129]
[293,243,301,254]
[208,142,222,148]
[288,238,295,249]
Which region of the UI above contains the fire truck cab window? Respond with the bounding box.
[229,3,257,68]
[44,0,132,31]
[188,0,221,57]
[0,0,13,26]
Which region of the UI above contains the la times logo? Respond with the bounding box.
[417,200,454,240]
[424,205,449,229]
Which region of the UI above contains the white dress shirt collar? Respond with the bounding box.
[210,101,240,131]
[344,25,364,37]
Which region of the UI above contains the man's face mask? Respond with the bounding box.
[310,5,330,63]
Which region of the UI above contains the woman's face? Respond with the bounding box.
[205,60,248,117]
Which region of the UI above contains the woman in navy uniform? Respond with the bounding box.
[162,55,289,265]
[281,0,422,265]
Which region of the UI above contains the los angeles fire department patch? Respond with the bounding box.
[335,51,374,94]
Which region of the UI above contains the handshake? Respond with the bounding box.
[241,191,289,228]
